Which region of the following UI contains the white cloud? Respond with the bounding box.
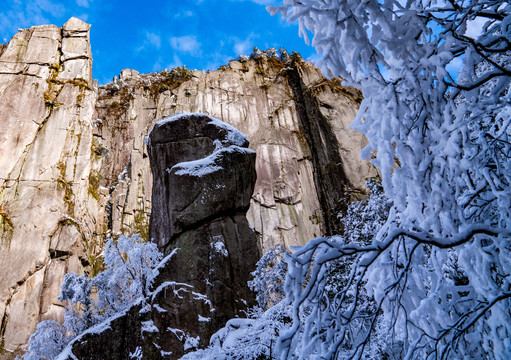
[232,33,258,55]
[203,52,233,71]
[152,56,163,72]
[170,35,201,55]
[146,32,161,49]
[136,31,161,52]
[0,0,65,36]
[76,0,90,8]
[76,13,89,22]
[165,54,184,70]
[174,10,194,18]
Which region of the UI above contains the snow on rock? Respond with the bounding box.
[147,113,249,149]
[184,335,200,351]
[211,235,229,257]
[173,146,255,178]
[146,112,259,358]
[141,320,159,334]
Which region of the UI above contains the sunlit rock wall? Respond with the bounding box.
[0,18,376,355]
[94,58,376,251]
[0,18,97,353]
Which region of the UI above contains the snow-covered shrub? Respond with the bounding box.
[265,48,278,59]
[250,47,265,60]
[326,178,391,297]
[21,321,68,360]
[237,54,249,63]
[21,234,164,359]
[248,244,288,309]
[182,302,292,360]
[59,273,94,336]
[92,235,162,317]
[58,234,162,336]
[278,48,289,63]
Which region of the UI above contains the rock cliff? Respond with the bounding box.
[0,18,96,355]
[0,18,376,355]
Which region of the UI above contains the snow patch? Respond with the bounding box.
[153,304,168,313]
[129,346,143,359]
[172,146,254,177]
[184,335,200,351]
[167,327,186,341]
[141,320,158,333]
[211,235,229,257]
[198,315,211,322]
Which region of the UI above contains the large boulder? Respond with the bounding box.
[147,113,255,250]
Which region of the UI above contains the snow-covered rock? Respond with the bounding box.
[145,113,259,357]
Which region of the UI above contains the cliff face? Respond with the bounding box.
[0,18,376,354]
[0,18,96,353]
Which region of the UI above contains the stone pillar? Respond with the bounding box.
[147,113,259,357]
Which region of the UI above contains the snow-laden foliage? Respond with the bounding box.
[21,321,68,360]
[20,234,164,359]
[92,235,162,317]
[59,234,162,337]
[181,303,293,360]
[269,1,511,358]
[248,244,288,309]
[277,181,395,360]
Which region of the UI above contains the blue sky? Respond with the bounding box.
[1,0,315,84]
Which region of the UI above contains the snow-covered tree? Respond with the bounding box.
[268,1,511,359]
[92,234,162,318]
[21,234,165,359]
[21,321,68,360]
[58,234,163,336]
[249,244,288,310]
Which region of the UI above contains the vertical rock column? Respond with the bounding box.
[0,17,96,352]
[147,113,260,357]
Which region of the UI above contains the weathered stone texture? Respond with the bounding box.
[149,113,259,357]
[0,18,96,355]
[94,58,376,254]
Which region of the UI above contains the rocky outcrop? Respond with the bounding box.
[0,18,376,355]
[92,58,376,252]
[71,114,258,359]
[148,113,258,339]
[0,18,95,355]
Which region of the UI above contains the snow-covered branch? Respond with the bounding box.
[269,1,511,358]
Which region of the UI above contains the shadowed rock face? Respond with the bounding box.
[72,114,259,359]
[148,113,259,355]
